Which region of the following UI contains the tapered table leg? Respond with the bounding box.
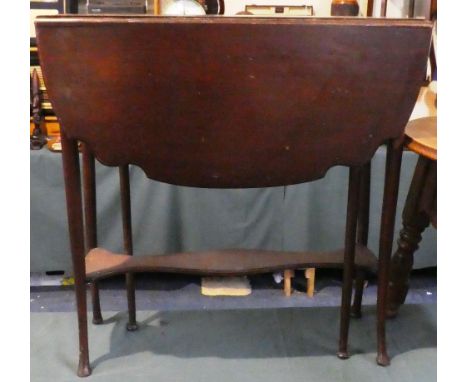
[337,166,361,359]
[82,144,103,325]
[376,141,403,366]
[352,161,371,318]
[61,131,91,377]
[119,165,138,331]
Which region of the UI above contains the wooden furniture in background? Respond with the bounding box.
[283,268,315,297]
[387,0,436,316]
[36,16,432,376]
[305,268,316,297]
[387,117,436,317]
[30,68,46,150]
[283,269,294,296]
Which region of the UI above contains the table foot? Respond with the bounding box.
[92,316,103,325]
[337,350,350,360]
[77,356,92,378]
[376,352,390,366]
[126,322,139,332]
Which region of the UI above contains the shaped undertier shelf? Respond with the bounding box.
[85,245,378,280]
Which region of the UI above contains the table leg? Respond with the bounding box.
[119,165,138,331]
[82,144,103,325]
[352,161,371,318]
[61,130,91,377]
[337,165,361,359]
[376,140,403,366]
[387,156,433,317]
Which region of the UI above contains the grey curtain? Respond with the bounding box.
[30,146,436,274]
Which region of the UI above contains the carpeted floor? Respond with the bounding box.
[31,303,436,382]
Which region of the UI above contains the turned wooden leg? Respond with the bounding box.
[305,268,315,297]
[119,165,137,331]
[376,141,403,366]
[284,269,294,297]
[352,161,371,318]
[61,131,91,377]
[337,166,361,360]
[82,144,103,325]
[387,156,433,317]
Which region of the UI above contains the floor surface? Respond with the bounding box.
[30,272,436,382]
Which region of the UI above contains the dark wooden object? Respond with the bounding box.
[409,0,415,18]
[331,0,359,16]
[119,165,138,331]
[36,16,432,376]
[376,140,404,366]
[387,117,436,317]
[81,144,103,324]
[351,161,371,318]
[86,245,377,279]
[337,166,361,359]
[380,0,387,16]
[30,69,47,150]
[430,0,437,20]
[82,157,138,328]
[366,0,374,16]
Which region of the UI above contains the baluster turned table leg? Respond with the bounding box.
[337,165,362,359]
[119,165,138,331]
[82,144,103,325]
[352,161,371,318]
[61,130,91,377]
[387,156,433,317]
[376,140,403,366]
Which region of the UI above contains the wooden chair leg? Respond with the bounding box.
[376,141,403,366]
[305,268,315,297]
[283,269,294,296]
[387,156,431,318]
[337,166,361,360]
[352,161,371,318]
[61,131,91,377]
[119,165,138,331]
[82,144,103,325]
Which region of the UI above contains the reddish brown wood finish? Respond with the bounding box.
[366,0,375,16]
[82,144,103,325]
[37,16,431,188]
[60,129,91,377]
[376,140,404,366]
[85,245,377,280]
[35,16,432,376]
[387,155,436,317]
[119,165,137,331]
[430,0,437,20]
[338,166,362,359]
[351,161,371,318]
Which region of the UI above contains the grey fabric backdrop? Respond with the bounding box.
[30,146,436,274]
